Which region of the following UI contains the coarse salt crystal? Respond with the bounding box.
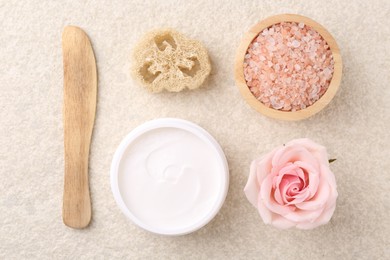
[292,40,300,48]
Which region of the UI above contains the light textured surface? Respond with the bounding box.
[0,0,389,259]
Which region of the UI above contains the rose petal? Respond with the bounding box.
[287,189,310,205]
[268,200,296,216]
[257,196,273,224]
[271,145,289,167]
[289,138,329,166]
[260,174,273,202]
[274,164,307,205]
[260,193,302,230]
[275,178,303,205]
[278,163,299,177]
[295,181,330,211]
[318,164,337,189]
[294,160,320,199]
[281,177,302,203]
[261,175,294,215]
[244,160,261,207]
[293,166,306,186]
[274,163,296,201]
[273,179,285,205]
[260,174,273,205]
[284,206,324,223]
[311,201,337,226]
[295,201,336,229]
[271,215,296,229]
[283,175,333,223]
[258,147,281,182]
[288,138,325,151]
[308,173,338,226]
[273,144,320,173]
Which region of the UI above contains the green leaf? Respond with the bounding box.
[328,158,337,163]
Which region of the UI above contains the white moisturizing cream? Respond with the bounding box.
[111,118,229,235]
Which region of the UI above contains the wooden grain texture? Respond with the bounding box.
[234,14,342,121]
[62,26,97,228]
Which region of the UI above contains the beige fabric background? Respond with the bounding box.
[1,0,389,259]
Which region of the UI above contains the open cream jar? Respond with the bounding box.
[110,118,229,235]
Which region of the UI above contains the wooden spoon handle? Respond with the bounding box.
[62,26,97,229]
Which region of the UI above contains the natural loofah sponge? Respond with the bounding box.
[132,28,211,93]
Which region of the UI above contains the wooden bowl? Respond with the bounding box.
[234,14,342,121]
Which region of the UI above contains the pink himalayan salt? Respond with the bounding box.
[243,22,335,111]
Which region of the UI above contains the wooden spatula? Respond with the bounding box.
[62,26,97,229]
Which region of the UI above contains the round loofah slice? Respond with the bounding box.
[132,28,211,93]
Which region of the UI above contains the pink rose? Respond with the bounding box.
[244,138,338,229]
